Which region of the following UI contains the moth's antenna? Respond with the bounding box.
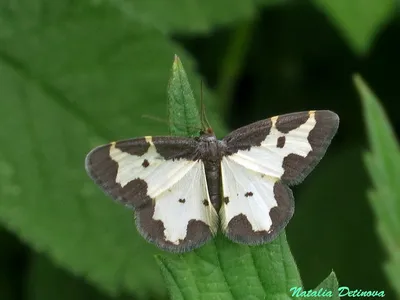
[141,114,169,125]
[200,80,212,131]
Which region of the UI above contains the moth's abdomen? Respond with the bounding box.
[203,160,222,211]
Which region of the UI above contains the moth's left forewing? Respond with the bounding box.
[85,137,218,253]
[220,110,339,244]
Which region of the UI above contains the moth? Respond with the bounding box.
[85,110,339,252]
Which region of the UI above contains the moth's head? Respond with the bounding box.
[197,127,217,142]
[199,127,214,135]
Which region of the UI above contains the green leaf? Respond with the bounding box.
[255,0,289,5]
[353,74,400,297]
[311,0,395,55]
[107,0,257,34]
[0,3,213,298]
[26,253,130,300]
[313,272,339,300]
[157,233,302,300]
[104,0,288,34]
[167,55,202,137]
[288,271,340,299]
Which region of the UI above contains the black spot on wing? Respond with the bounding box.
[224,182,294,245]
[281,111,339,185]
[179,198,186,203]
[244,191,253,197]
[223,197,230,205]
[276,136,286,148]
[142,159,150,168]
[275,111,309,134]
[202,199,209,206]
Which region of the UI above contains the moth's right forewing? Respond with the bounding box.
[220,110,339,244]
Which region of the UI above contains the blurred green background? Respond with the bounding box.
[0,0,399,299]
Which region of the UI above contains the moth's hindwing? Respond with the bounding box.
[85,136,219,252]
[220,110,339,244]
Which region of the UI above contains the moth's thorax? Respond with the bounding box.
[197,133,227,160]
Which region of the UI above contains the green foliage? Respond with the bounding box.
[156,233,303,300]
[107,0,283,34]
[354,75,400,297]
[0,3,190,298]
[313,272,339,299]
[167,56,202,137]
[26,254,131,300]
[312,0,395,55]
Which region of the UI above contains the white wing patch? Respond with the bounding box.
[220,156,277,233]
[109,141,218,245]
[153,161,218,244]
[228,112,316,180]
[110,141,194,198]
